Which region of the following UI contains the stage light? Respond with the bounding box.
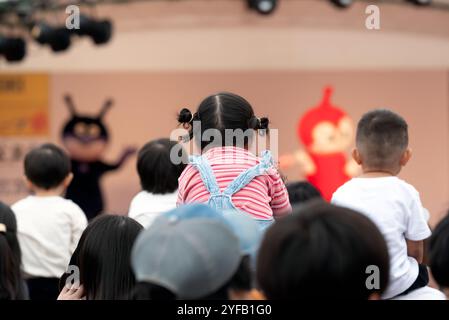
[0,35,26,62]
[71,15,113,45]
[31,22,71,52]
[330,0,353,8]
[247,0,278,15]
[407,0,432,5]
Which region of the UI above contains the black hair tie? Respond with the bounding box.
[259,117,270,130]
[178,108,194,124]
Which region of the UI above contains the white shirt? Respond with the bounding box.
[331,177,431,300]
[128,191,178,228]
[12,196,87,278]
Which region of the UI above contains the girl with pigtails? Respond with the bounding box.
[176,92,291,230]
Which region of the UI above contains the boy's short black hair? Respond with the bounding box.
[286,181,322,205]
[24,143,71,190]
[356,109,408,170]
[257,200,390,299]
[137,138,187,194]
[429,212,449,288]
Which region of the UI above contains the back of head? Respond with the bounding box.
[0,202,25,300]
[286,181,322,205]
[429,212,449,290]
[75,215,143,300]
[131,216,242,299]
[356,109,408,170]
[178,92,269,151]
[24,143,71,190]
[257,200,389,299]
[137,138,187,194]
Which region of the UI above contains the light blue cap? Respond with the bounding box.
[162,203,262,257]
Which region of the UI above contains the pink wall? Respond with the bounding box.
[49,71,449,226]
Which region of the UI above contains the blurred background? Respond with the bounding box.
[1,0,449,225]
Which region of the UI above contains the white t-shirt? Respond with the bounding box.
[128,190,178,228]
[12,196,87,278]
[331,177,431,300]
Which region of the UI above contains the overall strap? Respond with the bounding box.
[223,150,274,197]
[189,155,221,196]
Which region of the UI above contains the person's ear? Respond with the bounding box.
[63,173,74,188]
[352,148,362,165]
[400,148,412,167]
[368,292,381,300]
[25,177,34,191]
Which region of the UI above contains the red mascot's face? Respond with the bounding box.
[298,87,354,155]
[309,116,353,154]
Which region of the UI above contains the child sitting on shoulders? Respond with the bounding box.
[176,92,291,229]
[331,109,431,299]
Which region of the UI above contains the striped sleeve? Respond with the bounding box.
[176,165,192,207]
[267,169,292,217]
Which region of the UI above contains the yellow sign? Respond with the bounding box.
[0,74,49,137]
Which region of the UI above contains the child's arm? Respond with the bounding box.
[404,191,431,264]
[70,206,88,254]
[422,236,430,265]
[268,170,292,218]
[406,239,424,264]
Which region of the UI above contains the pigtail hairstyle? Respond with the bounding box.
[177,92,269,151]
[177,108,198,142]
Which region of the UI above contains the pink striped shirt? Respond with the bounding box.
[177,146,292,220]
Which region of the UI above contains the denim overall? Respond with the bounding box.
[189,150,275,231]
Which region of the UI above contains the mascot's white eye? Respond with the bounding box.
[88,125,101,138]
[74,123,87,136]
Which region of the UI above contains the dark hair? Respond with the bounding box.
[24,143,71,190]
[64,215,142,300]
[177,92,269,151]
[132,282,176,300]
[356,109,408,170]
[257,200,390,299]
[137,138,187,194]
[286,181,322,205]
[0,202,26,300]
[429,212,449,289]
[132,256,252,300]
[203,255,253,300]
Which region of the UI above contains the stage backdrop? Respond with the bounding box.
[0,74,50,205]
[1,71,448,226]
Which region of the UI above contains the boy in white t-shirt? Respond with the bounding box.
[128,138,187,228]
[12,144,87,300]
[331,109,431,299]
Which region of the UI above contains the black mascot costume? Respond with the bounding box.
[61,95,136,220]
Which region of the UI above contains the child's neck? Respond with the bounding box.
[360,168,399,178]
[32,187,64,197]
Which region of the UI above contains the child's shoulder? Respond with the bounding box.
[58,198,85,214]
[393,177,420,196]
[11,196,32,211]
[333,177,417,197]
[333,178,360,193]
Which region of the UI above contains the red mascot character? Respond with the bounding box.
[280,86,358,201]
